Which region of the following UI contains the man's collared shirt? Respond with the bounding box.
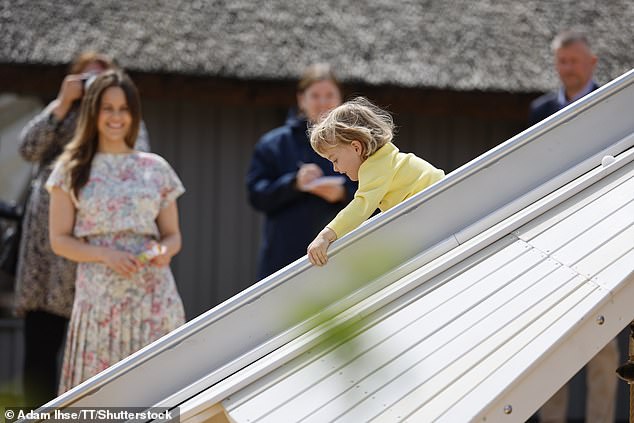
[557,79,597,108]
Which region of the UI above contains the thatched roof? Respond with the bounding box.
[1,0,632,92]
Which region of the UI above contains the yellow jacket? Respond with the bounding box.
[327,142,444,238]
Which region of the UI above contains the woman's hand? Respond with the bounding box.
[307,227,337,266]
[58,74,85,106]
[50,74,86,121]
[309,184,345,203]
[101,248,142,277]
[296,163,323,191]
[149,245,171,267]
[154,201,182,267]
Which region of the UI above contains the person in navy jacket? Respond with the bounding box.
[531,31,619,423]
[528,30,598,127]
[247,64,356,280]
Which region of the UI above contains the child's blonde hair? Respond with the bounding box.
[310,97,394,159]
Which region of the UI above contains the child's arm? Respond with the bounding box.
[327,172,389,238]
[307,176,387,266]
[307,151,394,266]
[307,227,337,266]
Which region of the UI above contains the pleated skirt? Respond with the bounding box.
[58,232,185,394]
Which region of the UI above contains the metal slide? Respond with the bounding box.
[39,69,634,422]
[204,135,634,423]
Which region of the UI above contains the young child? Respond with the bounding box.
[307,97,445,266]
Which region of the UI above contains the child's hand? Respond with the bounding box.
[307,227,337,266]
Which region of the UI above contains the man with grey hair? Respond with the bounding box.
[529,30,598,126]
[530,30,619,423]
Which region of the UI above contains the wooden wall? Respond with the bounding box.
[141,101,284,318]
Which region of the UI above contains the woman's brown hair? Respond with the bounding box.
[59,70,141,198]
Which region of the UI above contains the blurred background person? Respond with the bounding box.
[528,30,598,126]
[529,30,619,423]
[246,63,357,280]
[14,51,149,406]
[47,70,184,392]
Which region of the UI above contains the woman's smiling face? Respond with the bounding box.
[298,79,342,124]
[97,86,131,145]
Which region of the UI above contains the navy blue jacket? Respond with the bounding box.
[528,82,600,127]
[247,115,357,280]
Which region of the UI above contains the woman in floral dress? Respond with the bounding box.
[46,70,185,393]
[16,51,151,405]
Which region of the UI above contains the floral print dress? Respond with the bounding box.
[15,101,150,319]
[46,151,185,393]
